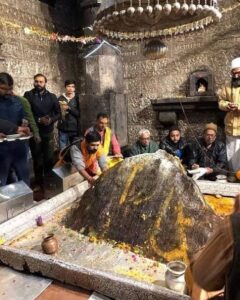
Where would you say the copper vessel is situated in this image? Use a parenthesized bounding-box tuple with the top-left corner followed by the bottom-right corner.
(41, 234, 58, 254)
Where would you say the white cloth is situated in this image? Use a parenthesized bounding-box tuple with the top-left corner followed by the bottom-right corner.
(188, 168, 207, 180)
(231, 57, 240, 70)
(226, 135, 240, 172)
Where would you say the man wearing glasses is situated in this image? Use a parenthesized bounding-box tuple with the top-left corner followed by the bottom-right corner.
(24, 74, 60, 193)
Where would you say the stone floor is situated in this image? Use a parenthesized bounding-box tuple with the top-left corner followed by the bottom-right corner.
(0, 265, 109, 300)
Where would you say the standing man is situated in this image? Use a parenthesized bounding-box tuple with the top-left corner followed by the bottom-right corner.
(58, 80, 81, 149)
(0, 73, 30, 186)
(85, 113, 122, 157)
(128, 129, 159, 157)
(218, 57, 240, 173)
(24, 74, 60, 191)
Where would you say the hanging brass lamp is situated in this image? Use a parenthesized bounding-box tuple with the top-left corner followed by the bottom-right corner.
(143, 39, 167, 59)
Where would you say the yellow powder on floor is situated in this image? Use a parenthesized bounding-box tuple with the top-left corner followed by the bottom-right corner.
(204, 195, 234, 216)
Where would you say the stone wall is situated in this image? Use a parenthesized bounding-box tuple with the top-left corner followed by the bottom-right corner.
(1, 0, 240, 145)
(0, 0, 78, 96)
(122, 0, 240, 143)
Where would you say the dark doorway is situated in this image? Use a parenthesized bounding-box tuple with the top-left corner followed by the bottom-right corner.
(38, 0, 56, 6)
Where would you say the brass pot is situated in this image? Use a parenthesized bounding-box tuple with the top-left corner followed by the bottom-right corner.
(41, 234, 58, 254)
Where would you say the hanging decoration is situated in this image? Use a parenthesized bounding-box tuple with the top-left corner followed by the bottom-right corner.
(143, 39, 168, 59)
(0, 17, 98, 45)
(93, 0, 238, 41)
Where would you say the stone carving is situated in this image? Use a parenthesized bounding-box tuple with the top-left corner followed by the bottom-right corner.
(70, 150, 217, 263)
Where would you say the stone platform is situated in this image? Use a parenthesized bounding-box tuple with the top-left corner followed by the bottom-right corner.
(0, 181, 189, 300)
(0, 177, 237, 300)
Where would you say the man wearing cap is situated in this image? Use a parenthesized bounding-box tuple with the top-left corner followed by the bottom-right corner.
(70, 131, 108, 185)
(186, 123, 227, 181)
(218, 57, 240, 173)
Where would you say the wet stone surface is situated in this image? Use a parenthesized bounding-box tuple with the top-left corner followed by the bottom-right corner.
(69, 150, 218, 263)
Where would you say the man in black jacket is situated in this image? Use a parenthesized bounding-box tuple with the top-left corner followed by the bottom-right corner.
(24, 73, 60, 190)
(186, 123, 227, 181)
(159, 126, 187, 160)
(57, 80, 80, 149)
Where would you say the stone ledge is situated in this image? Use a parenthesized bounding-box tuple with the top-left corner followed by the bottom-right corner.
(0, 246, 189, 300)
(0, 180, 89, 242)
(197, 180, 240, 197)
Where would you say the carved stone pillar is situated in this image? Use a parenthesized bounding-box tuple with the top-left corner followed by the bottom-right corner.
(79, 41, 128, 146)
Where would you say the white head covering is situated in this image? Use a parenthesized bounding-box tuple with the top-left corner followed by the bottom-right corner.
(231, 57, 240, 70)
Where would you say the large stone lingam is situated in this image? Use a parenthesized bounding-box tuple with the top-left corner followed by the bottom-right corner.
(70, 150, 216, 263)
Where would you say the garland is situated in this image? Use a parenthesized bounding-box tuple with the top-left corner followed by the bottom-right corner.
(0, 17, 97, 44)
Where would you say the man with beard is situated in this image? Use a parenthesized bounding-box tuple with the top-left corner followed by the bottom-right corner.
(159, 126, 187, 159)
(70, 131, 107, 185)
(186, 123, 227, 181)
(24, 74, 60, 192)
(85, 113, 122, 157)
(0, 73, 30, 186)
(219, 57, 240, 175)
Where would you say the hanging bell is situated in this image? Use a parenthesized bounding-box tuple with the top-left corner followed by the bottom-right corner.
(112, 11, 119, 20)
(196, 3, 203, 14)
(127, 6, 136, 16)
(143, 39, 168, 59)
(120, 9, 126, 17)
(145, 5, 153, 15)
(203, 3, 210, 13)
(163, 3, 172, 15)
(136, 5, 144, 15)
(172, 1, 181, 14)
(107, 13, 112, 21)
(181, 2, 189, 15)
(189, 3, 197, 15)
(154, 3, 163, 14)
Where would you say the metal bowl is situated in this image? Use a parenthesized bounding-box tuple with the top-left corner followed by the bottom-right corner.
(165, 260, 186, 293)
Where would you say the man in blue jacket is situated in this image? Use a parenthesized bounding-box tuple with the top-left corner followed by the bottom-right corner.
(0, 73, 30, 186)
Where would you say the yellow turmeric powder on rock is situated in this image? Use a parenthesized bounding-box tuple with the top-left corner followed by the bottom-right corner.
(204, 195, 234, 216)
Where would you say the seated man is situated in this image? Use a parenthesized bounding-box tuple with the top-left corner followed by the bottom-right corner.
(186, 123, 227, 181)
(159, 126, 187, 159)
(186, 194, 240, 300)
(70, 131, 107, 185)
(128, 129, 159, 157)
(85, 112, 122, 157)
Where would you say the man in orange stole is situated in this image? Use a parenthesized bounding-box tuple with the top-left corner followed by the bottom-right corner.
(70, 131, 107, 185)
